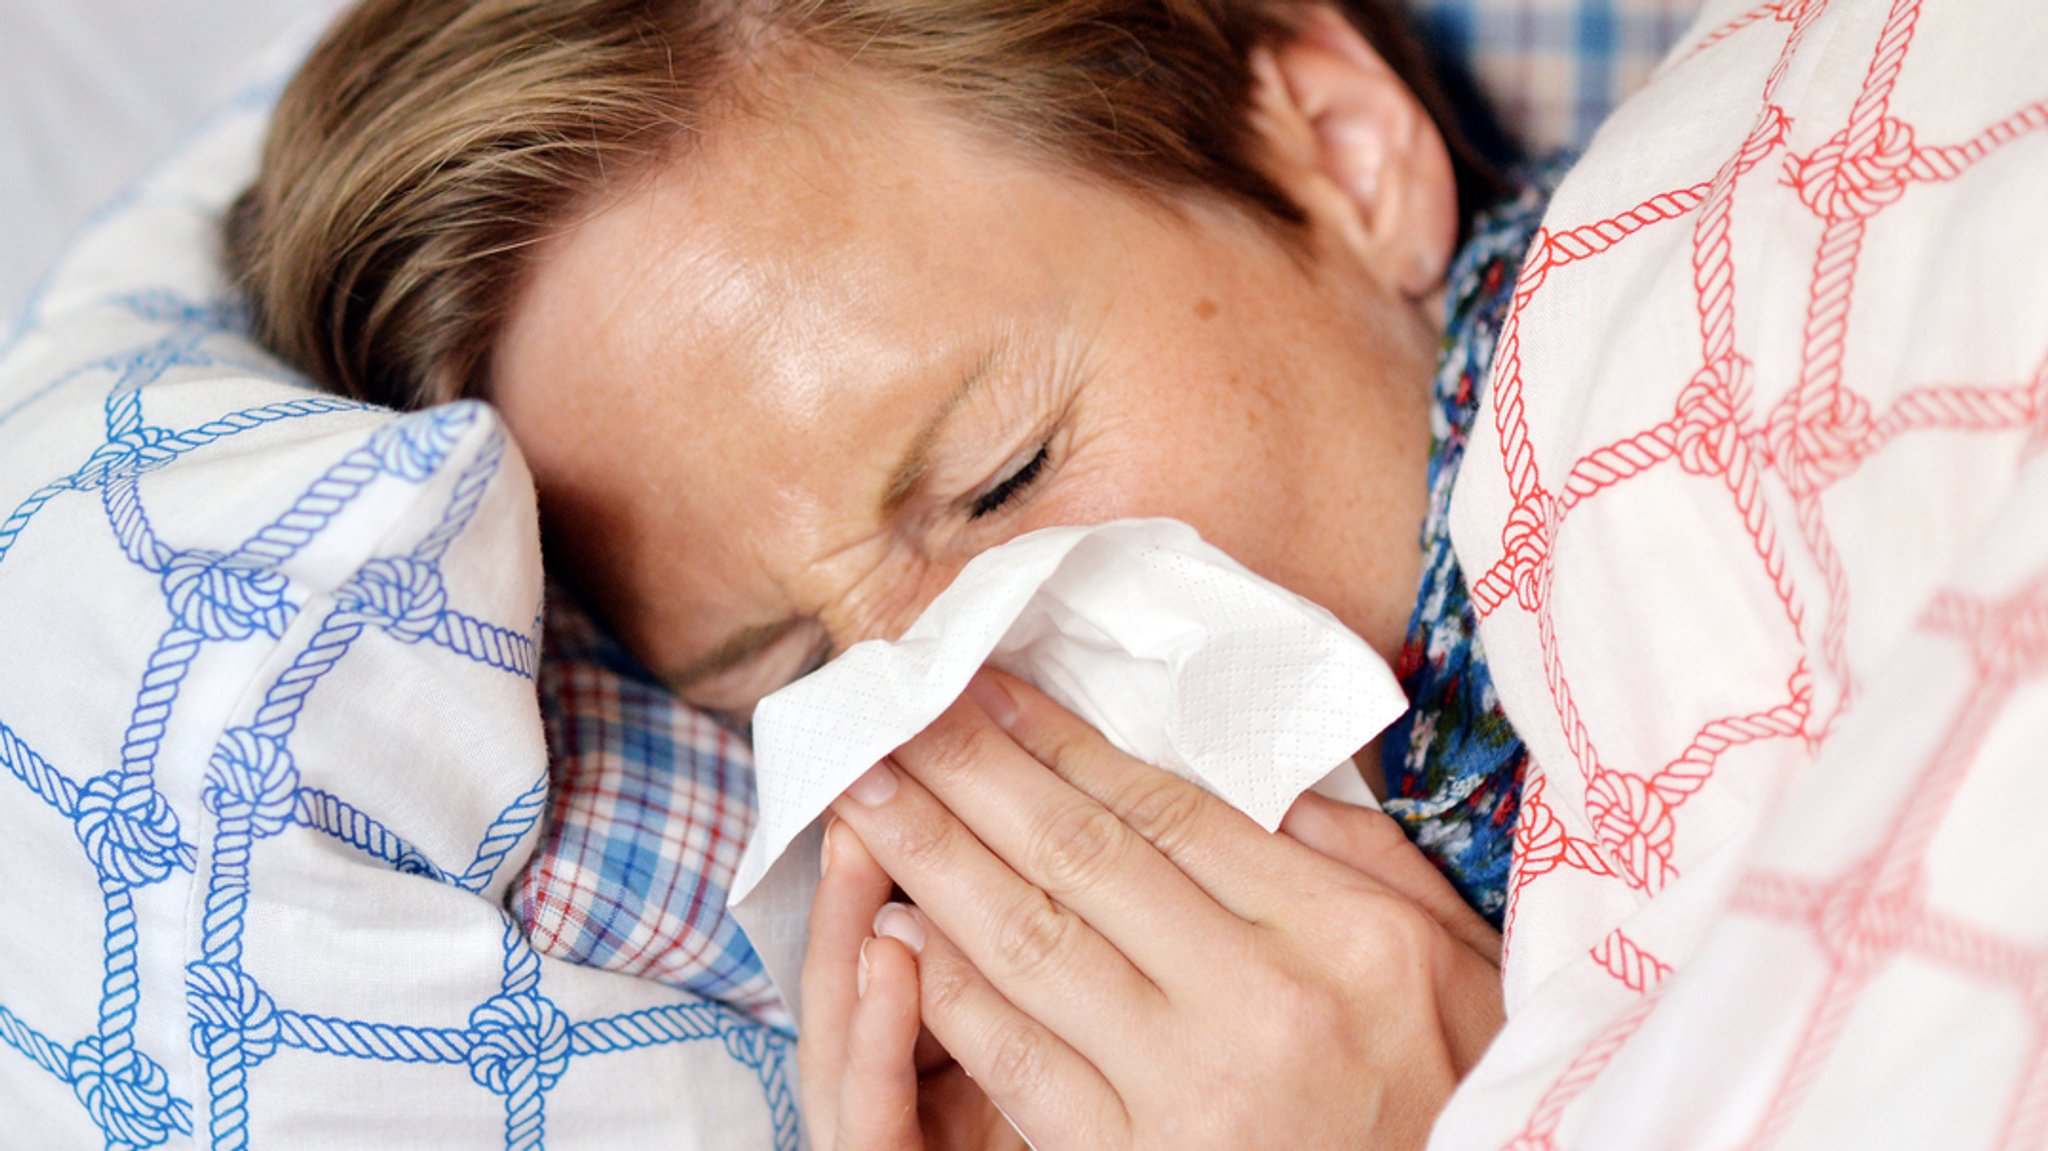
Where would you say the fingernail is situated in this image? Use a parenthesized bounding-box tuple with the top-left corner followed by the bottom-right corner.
(872, 902, 925, 954)
(964, 671, 1018, 728)
(846, 762, 898, 807)
(857, 938, 871, 999)
(819, 818, 837, 877)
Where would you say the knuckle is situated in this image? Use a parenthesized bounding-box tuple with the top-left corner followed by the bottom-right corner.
(1260, 961, 1342, 1038)
(1373, 890, 1439, 951)
(885, 805, 960, 872)
(991, 893, 1080, 982)
(920, 953, 975, 1018)
(979, 1019, 1051, 1101)
(1116, 775, 1208, 857)
(1386, 895, 1445, 963)
(1033, 719, 1099, 772)
(1350, 808, 1436, 881)
(1029, 801, 1129, 895)
(1332, 891, 1439, 978)
(904, 713, 1011, 787)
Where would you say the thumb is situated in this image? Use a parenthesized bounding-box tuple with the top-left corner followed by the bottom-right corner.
(1280, 791, 1501, 965)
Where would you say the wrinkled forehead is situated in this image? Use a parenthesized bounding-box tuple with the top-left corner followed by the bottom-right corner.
(493, 61, 1116, 445)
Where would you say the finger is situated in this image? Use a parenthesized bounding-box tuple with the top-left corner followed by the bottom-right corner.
(912, 1025, 950, 1078)
(1438, 939, 1508, 1075)
(887, 680, 1245, 979)
(1280, 791, 1501, 963)
(801, 819, 897, 1143)
(919, 1067, 1035, 1151)
(827, 760, 1161, 1064)
(832, 934, 926, 1151)
(972, 669, 1330, 921)
(890, 904, 1129, 1149)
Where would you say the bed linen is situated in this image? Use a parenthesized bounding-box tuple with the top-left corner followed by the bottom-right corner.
(1438, 0, 2048, 1144)
(0, 78, 794, 1151)
(0, 0, 343, 327)
(1409, 0, 1704, 153)
(0, 1, 1738, 1148)
(517, 586, 789, 1031)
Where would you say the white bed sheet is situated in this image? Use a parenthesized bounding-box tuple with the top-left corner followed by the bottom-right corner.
(0, 0, 341, 326)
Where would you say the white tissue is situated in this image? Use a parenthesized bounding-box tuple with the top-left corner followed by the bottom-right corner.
(728, 518, 1408, 1017)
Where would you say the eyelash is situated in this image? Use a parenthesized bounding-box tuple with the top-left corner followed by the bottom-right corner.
(969, 444, 1050, 520)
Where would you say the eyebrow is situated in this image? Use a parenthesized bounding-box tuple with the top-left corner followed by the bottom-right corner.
(879, 335, 1009, 516)
(666, 617, 803, 690)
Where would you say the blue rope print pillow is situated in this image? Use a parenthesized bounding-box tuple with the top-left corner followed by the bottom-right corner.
(0, 88, 797, 1150)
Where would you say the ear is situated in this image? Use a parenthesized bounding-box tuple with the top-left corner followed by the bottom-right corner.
(1246, 6, 1459, 302)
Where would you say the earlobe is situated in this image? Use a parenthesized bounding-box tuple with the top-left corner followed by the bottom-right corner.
(1248, 6, 1459, 303)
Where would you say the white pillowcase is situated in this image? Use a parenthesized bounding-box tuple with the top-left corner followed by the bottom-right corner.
(0, 81, 795, 1151)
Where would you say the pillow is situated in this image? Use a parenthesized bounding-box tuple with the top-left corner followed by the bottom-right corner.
(0, 83, 795, 1151)
(517, 585, 787, 1031)
(1439, 0, 2048, 1144)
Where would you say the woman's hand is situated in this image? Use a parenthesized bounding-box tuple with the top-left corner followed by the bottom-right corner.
(797, 670, 1504, 1151)
(799, 807, 1027, 1151)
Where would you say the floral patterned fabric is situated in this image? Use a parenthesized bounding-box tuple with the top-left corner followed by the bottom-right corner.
(1379, 165, 1563, 922)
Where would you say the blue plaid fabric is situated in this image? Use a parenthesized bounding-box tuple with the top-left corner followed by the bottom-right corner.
(1408, 0, 1702, 152)
(515, 587, 789, 1032)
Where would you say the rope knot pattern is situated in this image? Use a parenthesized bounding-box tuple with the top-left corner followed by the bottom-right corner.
(1766, 387, 1873, 493)
(368, 406, 477, 481)
(718, 1016, 779, 1066)
(1513, 783, 1566, 875)
(1785, 116, 1919, 221)
(337, 557, 447, 643)
(465, 993, 571, 1097)
(202, 729, 300, 836)
(75, 427, 173, 490)
(185, 962, 281, 1064)
(74, 772, 182, 886)
(1585, 771, 1677, 893)
(69, 1037, 179, 1148)
(1674, 359, 1753, 476)
(1502, 497, 1554, 611)
(1816, 867, 1919, 971)
(162, 551, 291, 641)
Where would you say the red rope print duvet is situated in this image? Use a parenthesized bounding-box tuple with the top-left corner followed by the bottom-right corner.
(1436, 0, 2048, 1145)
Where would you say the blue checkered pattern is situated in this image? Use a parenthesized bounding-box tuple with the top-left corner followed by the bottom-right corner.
(1409, 0, 1703, 152)
(516, 588, 789, 1032)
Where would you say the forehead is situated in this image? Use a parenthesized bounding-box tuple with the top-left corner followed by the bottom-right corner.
(487, 64, 1153, 658)
(500, 65, 1089, 423)
(489, 51, 1262, 510)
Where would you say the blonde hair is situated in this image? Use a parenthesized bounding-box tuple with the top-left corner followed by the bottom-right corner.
(227, 0, 1487, 409)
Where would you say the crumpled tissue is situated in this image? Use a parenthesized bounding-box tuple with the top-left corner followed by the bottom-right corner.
(729, 517, 1408, 1018)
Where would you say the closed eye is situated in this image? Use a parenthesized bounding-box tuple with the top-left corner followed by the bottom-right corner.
(969, 444, 1049, 520)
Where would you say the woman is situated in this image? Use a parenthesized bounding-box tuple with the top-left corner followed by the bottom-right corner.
(229, 0, 1534, 1144)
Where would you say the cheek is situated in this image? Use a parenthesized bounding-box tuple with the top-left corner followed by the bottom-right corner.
(1046, 379, 1297, 537)
(982, 452, 1245, 620)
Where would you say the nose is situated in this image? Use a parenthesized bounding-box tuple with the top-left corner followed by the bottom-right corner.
(797, 541, 967, 657)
